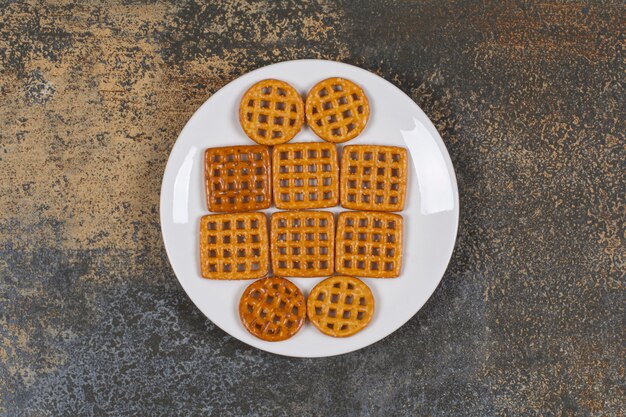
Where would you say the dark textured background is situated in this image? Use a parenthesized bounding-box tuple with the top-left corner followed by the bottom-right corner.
(1, 1, 624, 415)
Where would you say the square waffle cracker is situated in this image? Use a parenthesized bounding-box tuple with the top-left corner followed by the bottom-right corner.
(336, 211, 403, 278)
(340, 145, 408, 212)
(272, 142, 339, 209)
(200, 212, 268, 279)
(205, 146, 271, 212)
(270, 210, 334, 277)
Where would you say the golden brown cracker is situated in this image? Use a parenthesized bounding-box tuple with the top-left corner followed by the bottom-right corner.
(307, 276, 374, 337)
(305, 77, 369, 143)
(335, 211, 403, 278)
(272, 142, 339, 209)
(200, 212, 268, 279)
(340, 145, 407, 212)
(270, 210, 334, 277)
(239, 79, 304, 145)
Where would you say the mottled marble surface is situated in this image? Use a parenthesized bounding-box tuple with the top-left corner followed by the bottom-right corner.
(1, 1, 624, 415)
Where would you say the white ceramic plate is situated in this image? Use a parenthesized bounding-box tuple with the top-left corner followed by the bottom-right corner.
(160, 60, 459, 357)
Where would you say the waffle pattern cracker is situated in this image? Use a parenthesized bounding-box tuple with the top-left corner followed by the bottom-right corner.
(270, 211, 334, 277)
(204, 146, 271, 212)
(239, 277, 306, 341)
(272, 142, 339, 209)
(340, 145, 408, 212)
(336, 211, 403, 278)
(305, 77, 370, 143)
(307, 276, 374, 337)
(200, 212, 268, 279)
(239, 79, 304, 145)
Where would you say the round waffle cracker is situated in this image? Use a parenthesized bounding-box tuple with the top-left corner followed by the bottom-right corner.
(305, 77, 370, 143)
(307, 276, 375, 337)
(239, 79, 304, 145)
(239, 277, 306, 341)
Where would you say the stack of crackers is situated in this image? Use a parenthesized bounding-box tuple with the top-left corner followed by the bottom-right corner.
(200, 77, 408, 341)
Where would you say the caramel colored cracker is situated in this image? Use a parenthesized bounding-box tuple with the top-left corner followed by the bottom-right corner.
(239, 277, 305, 341)
(205, 146, 271, 212)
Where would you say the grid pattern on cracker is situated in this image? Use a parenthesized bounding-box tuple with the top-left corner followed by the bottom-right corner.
(240, 79, 304, 145)
(272, 142, 339, 209)
(340, 145, 408, 212)
(336, 211, 403, 278)
(307, 276, 374, 337)
(270, 211, 334, 277)
(200, 212, 268, 279)
(305, 78, 369, 143)
(239, 277, 305, 341)
(205, 146, 271, 212)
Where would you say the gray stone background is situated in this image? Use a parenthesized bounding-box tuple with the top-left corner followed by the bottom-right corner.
(1, 1, 624, 415)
